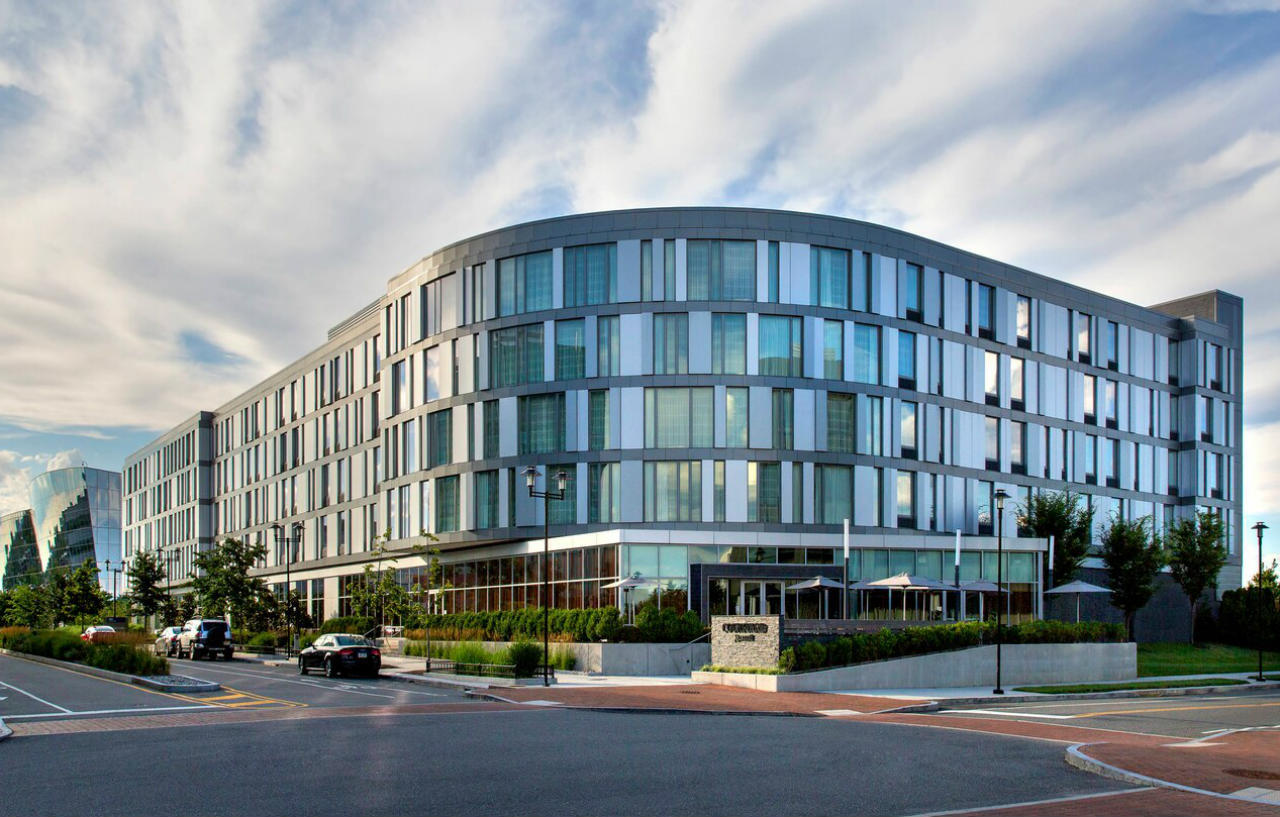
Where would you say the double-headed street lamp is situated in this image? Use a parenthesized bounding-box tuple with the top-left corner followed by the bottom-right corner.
(103, 558, 124, 619)
(993, 488, 1009, 695)
(1253, 521, 1269, 683)
(271, 521, 305, 659)
(525, 465, 567, 688)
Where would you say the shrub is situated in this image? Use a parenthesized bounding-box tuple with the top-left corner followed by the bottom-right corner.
(319, 616, 376, 635)
(410, 608, 626, 643)
(508, 641, 541, 677)
(247, 632, 278, 647)
(780, 620, 1123, 673)
(634, 607, 705, 642)
(85, 644, 169, 676)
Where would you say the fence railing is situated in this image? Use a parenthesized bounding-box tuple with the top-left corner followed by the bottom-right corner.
(423, 658, 555, 681)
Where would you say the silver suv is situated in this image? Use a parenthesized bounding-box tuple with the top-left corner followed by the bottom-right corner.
(176, 618, 234, 660)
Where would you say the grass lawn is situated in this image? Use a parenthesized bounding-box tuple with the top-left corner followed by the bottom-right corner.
(1137, 642, 1280, 677)
(1014, 678, 1249, 695)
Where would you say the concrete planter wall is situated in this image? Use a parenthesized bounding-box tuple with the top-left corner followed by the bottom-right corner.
(692, 642, 1136, 692)
(397, 639, 710, 676)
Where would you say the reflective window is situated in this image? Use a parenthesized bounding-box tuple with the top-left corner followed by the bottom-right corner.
(823, 321, 844, 379)
(653, 314, 688, 375)
(518, 394, 565, 454)
(748, 462, 781, 523)
(588, 390, 610, 451)
(563, 243, 616, 307)
(985, 352, 999, 403)
(815, 465, 851, 525)
(896, 472, 915, 528)
(712, 313, 747, 375)
(759, 316, 802, 377)
(644, 461, 702, 522)
(1016, 295, 1032, 348)
(435, 475, 459, 533)
(900, 401, 917, 458)
(767, 242, 780, 303)
(428, 409, 451, 468)
(811, 246, 851, 309)
(853, 324, 880, 384)
(555, 319, 585, 380)
(475, 471, 499, 529)
(548, 465, 577, 525)
(902, 263, 922, 319)
(588, 463, 620, 523)
(827, 392, 855, 454)
(977, 284, 995, 338)
(490, 324, 544, 388)
(597, 316, 620, 377)
(899, 331, 916, 387)
(645, 387, 714, 448)
(985, 416, 999, 468)
(772, 389, 794, 450)
(686, 240, 756, 301)
(725, 387, 749, 448)
(497, 251, 552, 316)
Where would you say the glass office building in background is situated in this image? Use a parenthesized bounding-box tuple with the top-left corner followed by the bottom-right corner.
(0, 466, 122, 591)
(122, 208, 1243, 641)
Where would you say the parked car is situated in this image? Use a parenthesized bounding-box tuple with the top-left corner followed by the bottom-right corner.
(176, 618, 234, 660)
(80, 625, 115, 643)
(298, 634, 381, 678)
(154, 626, 184, 656)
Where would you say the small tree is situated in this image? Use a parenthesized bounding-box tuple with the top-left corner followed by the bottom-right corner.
(63, 562, 108, 628)
(193, 538, 269, 626)
(176, 594, 198, 622)
(1251, 559, 1279, 589)
(7, 584, 48, 628)
(1165, 510, 1228, 644)
(1101, 515, 1164, 641)
(129, 551, 168, 627)
(1018, 490, 1095, 585)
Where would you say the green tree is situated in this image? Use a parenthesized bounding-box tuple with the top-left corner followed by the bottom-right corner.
(7, 584, 48, 628)
(193, 538, 269, 626)
(157, 593, 181, 627)
(0, 589, 9, 626)
(1165, 510, 1228, 644)
(44, 568, 71, 626)
(62, 562, 109, 628)
(1101, 515, 1164, 641)
(128, 551, 168, 626)
(1017, 490, 1095, 585)
(176, 594, 198, 622)
(1251, 559, 1278, 589)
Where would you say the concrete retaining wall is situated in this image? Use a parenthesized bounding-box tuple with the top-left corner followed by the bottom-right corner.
(692, 642, 1136, 692)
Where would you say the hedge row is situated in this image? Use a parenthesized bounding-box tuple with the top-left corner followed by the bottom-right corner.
(402, 608, 623, 643)
(0, 627, 170, 676)
(780, 620, 1126, 672)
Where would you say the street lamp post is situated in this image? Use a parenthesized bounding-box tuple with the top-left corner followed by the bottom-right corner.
(271, 522, 305, 659)
(525, 465, 567, 687)
(993, 488, 1009, 695)
(104, 559, 120, 618)
(1253, 521, 1268, 683)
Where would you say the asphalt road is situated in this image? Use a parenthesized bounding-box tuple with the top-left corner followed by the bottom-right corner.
(0, 708, 1128, 816)
(0, 652, 465, 722)
(935, 688, 1280, 738)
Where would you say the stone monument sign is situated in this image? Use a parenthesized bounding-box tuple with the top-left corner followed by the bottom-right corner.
(710, 615, 782, 669)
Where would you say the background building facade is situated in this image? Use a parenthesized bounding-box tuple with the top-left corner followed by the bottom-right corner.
(123, 208, 1243, 636)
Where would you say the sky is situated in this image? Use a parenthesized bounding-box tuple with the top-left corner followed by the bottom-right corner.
(1, 0, 1278, 570)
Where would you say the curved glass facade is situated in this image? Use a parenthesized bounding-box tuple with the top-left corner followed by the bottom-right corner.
(1, 509, 41, 589)
(26, 467, 121, 588)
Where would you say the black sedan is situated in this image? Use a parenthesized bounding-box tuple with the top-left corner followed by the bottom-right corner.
(298, 634, 381, 678)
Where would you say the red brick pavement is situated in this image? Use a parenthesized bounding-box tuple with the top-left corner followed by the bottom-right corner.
(489, 683, 918, 714)
(1085, 730, 1280, 795)
(942, 788, 1280, 816)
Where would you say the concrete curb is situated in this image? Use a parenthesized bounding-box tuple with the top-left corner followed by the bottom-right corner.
(383, 671, 490, 691)
(0, 648, 220, 693)
(924, 680, 1280, 708)
(1065, 743, 1261, 803)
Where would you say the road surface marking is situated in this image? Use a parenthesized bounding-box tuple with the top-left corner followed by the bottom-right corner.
(941, 709, 1075, 719)
(901, 786, 1151, 816)
(815, 709, 861, 717)
(1075, 701, 1280, 718)
(171, 685, 304, 710)
(2, 705, 213, 720)
(0, 679, 72, 713)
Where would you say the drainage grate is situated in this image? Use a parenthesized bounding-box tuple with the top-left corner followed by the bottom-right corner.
(679, 690, 701, 695)
(1225, 769, 1280, 781)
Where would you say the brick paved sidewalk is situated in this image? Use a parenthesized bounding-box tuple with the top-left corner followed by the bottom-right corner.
(484, 683, 923, 714)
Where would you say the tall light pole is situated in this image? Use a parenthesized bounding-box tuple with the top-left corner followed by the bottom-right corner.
(1253, 521, 1268, 683)
(271, 521, 305, 658)
(525, 465, 567, 687)
(993, 488, 1009, 695)
(104, 558, 120, 618)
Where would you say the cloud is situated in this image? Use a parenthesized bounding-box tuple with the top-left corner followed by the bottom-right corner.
(1, 0, 1279, 525)
(0, 450, 38, 517)
(45, 448, 84, 472)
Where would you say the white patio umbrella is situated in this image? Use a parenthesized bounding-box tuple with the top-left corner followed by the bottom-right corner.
(785, 576, 846, 619)
(864, 573, 954, 620)
(1045, 579, 1111, 623)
